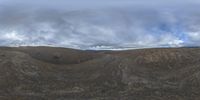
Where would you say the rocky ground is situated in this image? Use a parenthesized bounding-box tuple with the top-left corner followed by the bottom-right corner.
(0, 46, 200, 100)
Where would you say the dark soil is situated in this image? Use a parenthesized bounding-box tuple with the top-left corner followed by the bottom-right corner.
(0, 46, 200, 100)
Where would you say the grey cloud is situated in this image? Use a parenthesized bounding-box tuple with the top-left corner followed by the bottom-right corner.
(0, 1, 200, 49)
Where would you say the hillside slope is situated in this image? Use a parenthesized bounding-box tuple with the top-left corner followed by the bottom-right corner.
(0, 47, 200, 100)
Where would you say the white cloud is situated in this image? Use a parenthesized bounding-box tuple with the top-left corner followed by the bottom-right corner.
(2, 31, 26, 41)
(187, 32, 200, 41)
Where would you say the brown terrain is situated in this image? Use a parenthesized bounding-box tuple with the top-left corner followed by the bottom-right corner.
(0, 46, 200, 100)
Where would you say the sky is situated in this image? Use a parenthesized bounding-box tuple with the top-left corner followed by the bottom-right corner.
(0, 0, 200, 50)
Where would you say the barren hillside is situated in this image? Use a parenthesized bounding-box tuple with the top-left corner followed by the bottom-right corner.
(0, 46, 200, 100)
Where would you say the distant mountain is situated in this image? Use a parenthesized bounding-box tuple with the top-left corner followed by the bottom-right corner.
(0, 46, 200, 100)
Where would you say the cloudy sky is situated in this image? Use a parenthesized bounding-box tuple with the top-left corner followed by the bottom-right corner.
(0, 0, 200, 50)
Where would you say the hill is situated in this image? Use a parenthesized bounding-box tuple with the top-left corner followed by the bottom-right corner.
(0, 46, 200, 100)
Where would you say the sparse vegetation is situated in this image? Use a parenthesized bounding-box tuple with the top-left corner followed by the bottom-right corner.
(0, 46, 199, 100)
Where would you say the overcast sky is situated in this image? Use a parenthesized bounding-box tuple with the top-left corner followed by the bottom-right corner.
(0, 0, 200, 50)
